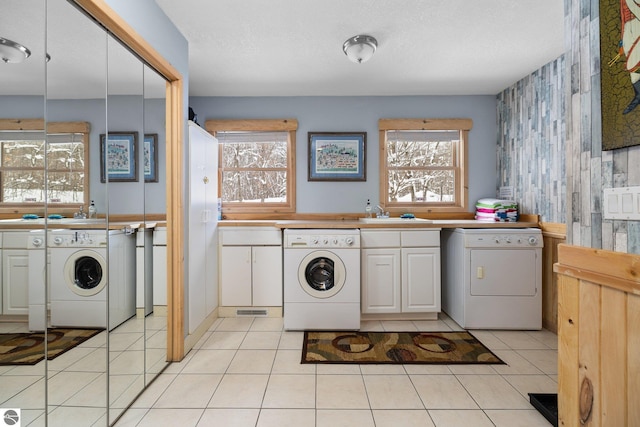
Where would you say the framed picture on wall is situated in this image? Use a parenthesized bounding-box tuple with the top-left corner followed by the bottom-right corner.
(308, 132, 366, 181)
(144, 134, 158, 182)
(599, 0, 640, 150)
(100, 132, 138, 182)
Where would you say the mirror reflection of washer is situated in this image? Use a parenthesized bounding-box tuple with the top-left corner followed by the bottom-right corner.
(49, 229, 136, 330)
(284, 229, 360, 330)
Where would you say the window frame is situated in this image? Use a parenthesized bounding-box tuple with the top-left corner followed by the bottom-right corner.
(0, 119, 90, 213)
(378, 118, 472, 214)
(205, 118, 297, 215)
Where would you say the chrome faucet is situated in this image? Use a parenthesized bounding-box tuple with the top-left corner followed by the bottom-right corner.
(73, 205, 86, 219)
(375, 205, 388, 218)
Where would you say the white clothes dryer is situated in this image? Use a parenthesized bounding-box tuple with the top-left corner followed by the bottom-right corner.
(283, 229, 360, 331)
(49, 229, 135, 330)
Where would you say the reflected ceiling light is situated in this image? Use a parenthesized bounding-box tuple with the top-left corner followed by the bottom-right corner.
(0, 37, 31, 63)
(342, 35, 377, 64)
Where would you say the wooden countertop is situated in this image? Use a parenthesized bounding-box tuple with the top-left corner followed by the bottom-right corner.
(219, 219, 540, 229)
(0, 219, 157, 230)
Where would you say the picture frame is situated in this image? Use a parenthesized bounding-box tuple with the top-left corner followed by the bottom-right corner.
(144, 134, 158, 182)
(599, 0, 640, 150)
(308, 132, 366, 181)
(100, 132, 138, 182)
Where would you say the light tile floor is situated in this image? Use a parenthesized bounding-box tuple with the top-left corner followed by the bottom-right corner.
(114, 314, 557, 426)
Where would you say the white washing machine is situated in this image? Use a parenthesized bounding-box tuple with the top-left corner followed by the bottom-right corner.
(441, 228, 543, 330)
(49, 229, 136, 330)
(283, 229, 360, 331)
(28, 230, 49, 331)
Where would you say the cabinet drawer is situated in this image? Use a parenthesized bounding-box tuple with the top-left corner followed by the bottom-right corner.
(3, 232, 28, 248)
(400, 230, 440, 247)
(360, 230, 400, 248)
(221, 227, 282, 245)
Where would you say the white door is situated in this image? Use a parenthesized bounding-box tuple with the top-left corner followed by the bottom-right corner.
(188, 121, 218, 332)
(220, 246, 252, 306)
(252, 246, 282, 306)
(469, 249, 537, 296)
(361, 248, 401, 313)
(3, 249, 29, 315)
(402, 248, 440, 312)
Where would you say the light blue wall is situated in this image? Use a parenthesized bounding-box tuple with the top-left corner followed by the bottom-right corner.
(190, 95, 498, 214)
(0, 95, 166, 214)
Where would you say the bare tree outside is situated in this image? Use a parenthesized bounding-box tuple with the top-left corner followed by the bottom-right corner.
(220, 132, 288, 203)
(386, 130, 458, 204)
(0, 133, 85, 204)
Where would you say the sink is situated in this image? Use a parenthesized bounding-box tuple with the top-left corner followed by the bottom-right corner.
(358, 217, 432, 224)
(49, 218, 106, 223)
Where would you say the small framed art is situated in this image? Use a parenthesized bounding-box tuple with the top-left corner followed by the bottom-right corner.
(308, 132, 366, 181)
(100, 132, 138, 182)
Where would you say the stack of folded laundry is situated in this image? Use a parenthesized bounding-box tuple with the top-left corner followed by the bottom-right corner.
(475, 198, 519, 222)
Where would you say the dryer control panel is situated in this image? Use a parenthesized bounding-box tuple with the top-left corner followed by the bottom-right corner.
(50, 231, 108, 247)
(460, 228, 543, 248)
(284, 231, 360, 249)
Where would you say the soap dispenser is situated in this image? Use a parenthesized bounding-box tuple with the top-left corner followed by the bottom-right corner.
(365, 199, 372, 218)
(88, 200, 96, 218)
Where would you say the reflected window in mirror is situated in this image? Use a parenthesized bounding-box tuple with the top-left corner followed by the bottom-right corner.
(0, 119, 89, 209)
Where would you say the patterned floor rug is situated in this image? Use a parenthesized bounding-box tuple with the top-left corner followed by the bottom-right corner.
(302, 331, 505, 364)
(0, 328, 103, 366)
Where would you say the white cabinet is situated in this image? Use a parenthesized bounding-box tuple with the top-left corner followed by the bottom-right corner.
(2, 232, 29, 316)
(402, 247, 440, 312)
(361, 229, 441, 316)
(187, 121, 219, 333)
(220, 227, 282, 309)
(361, 248, 401, 313)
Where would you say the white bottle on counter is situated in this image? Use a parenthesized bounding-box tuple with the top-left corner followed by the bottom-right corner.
(88, 200, 97, 218)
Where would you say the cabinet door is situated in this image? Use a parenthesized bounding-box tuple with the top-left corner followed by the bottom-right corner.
(220, 246, 252, 306)
(361, 248, 401, 313)
(401, 248, 441, 312)
(3, 249, 29, 315)
(252, 246, 283, 306)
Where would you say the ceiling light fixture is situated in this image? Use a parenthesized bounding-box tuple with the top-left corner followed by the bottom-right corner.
(342, 35, 377, 64)
(0, 37, 31, 63)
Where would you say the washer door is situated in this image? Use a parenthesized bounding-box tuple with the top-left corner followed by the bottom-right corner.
(63, 249, 107, 296)
(297, 250, 346, 299)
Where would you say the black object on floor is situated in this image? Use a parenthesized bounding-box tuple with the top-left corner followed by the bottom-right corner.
(528, 393, 558, 426)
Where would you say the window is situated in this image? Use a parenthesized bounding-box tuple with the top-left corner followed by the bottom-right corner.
(0, 120, 90, 207)
(379, 118, 472, 213)
(205, 119, 297, 215)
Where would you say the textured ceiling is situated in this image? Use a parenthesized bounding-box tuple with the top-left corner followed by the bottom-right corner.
(156, 0, 565, 96)
(1, 1, 565, 98)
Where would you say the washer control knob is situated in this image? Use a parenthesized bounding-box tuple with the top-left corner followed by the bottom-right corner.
(53, 236, 64, 246)
(345, 237, 354, 246)
(322, 238, 329, 245)
(32, 237, 44, 247)
(494, 237, 501, 244)
(528, 236, 538, 245)
(505, 237, 512, 243)
(333, 238, 338, 245)
(312, 238, 319, 245)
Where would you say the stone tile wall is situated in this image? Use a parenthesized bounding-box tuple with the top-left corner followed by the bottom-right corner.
(497, 58, 566, 224)
(497, 0, 640, 254)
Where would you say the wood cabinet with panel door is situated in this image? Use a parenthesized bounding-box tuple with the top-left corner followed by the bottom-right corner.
(219, 227, 283, 313)
(361, 229, 441, 318)
(2, 231, 29, 315)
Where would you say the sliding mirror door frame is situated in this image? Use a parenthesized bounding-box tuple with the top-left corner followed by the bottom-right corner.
(72, 0, 185, 361)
